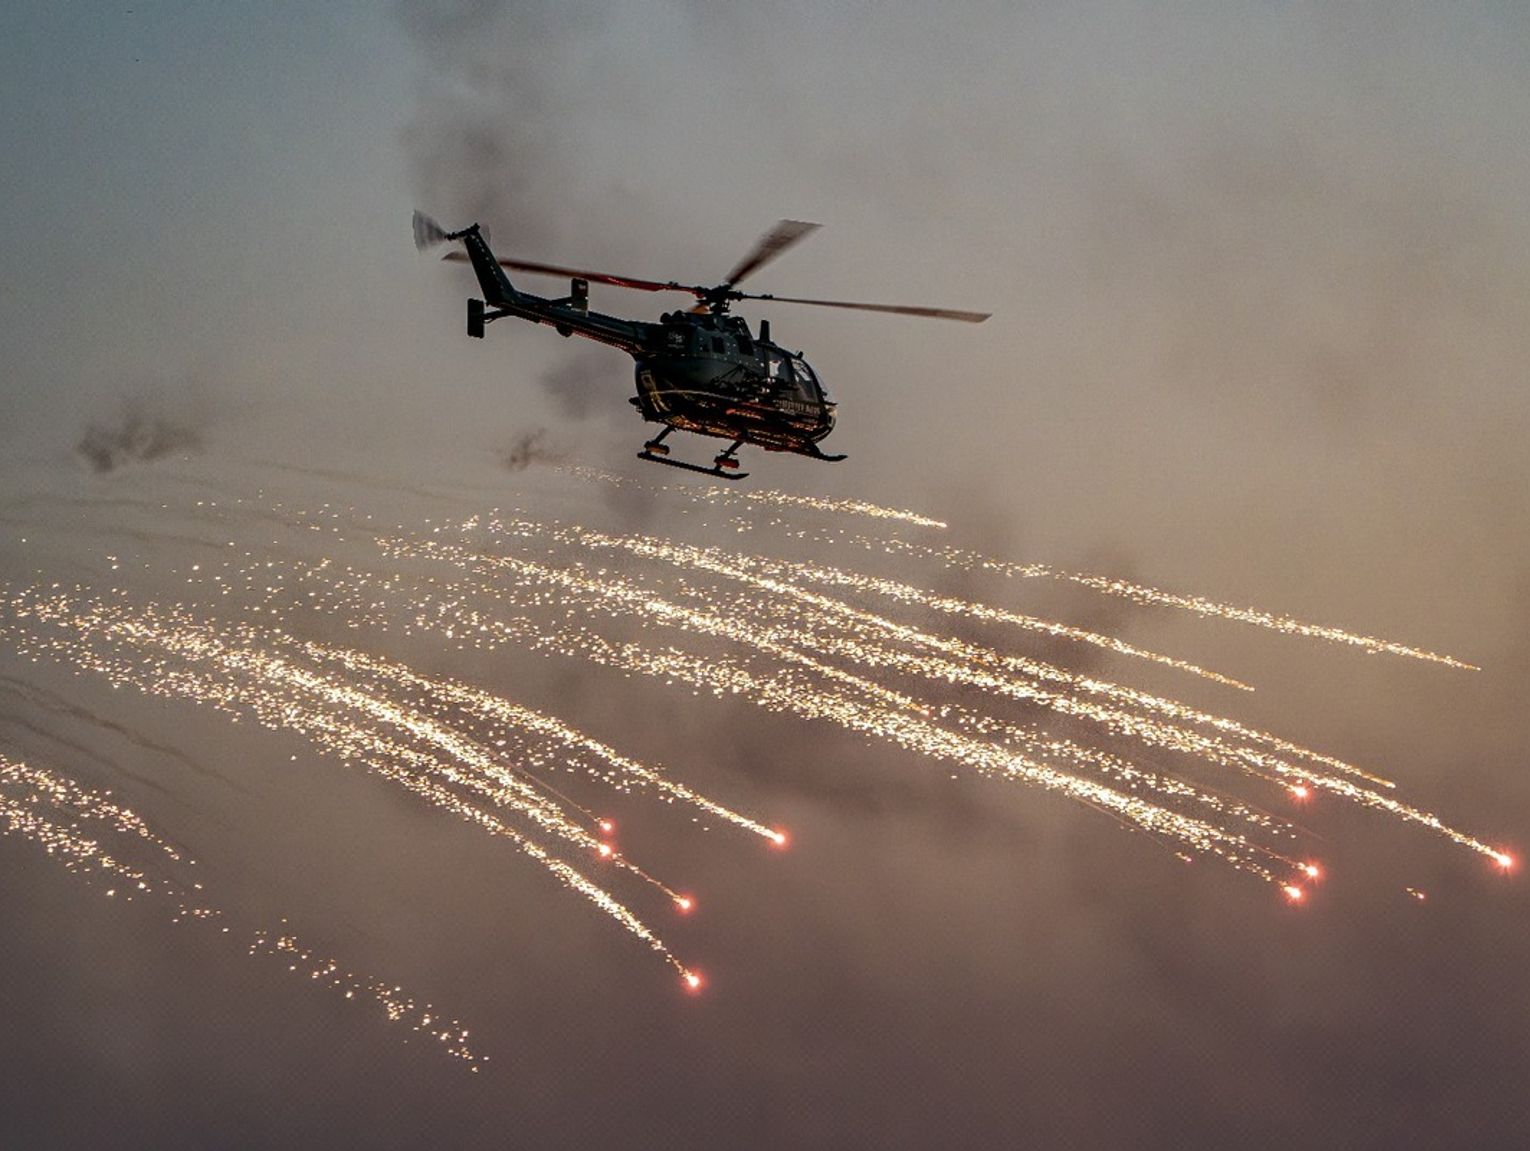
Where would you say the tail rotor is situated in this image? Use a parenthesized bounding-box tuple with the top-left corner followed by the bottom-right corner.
(412, 210, 449, 252)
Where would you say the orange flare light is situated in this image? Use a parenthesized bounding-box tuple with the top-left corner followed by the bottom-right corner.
(1282, 884, 1305, 902)
(597, 843, 613, 858)
(683, 971, 702, 992)
(1302, 863, 1322, 880)
(1493, 851, 1514, 871)
(769, 829, 789, 849)
(598, 819, 615, 835)
(1289, 784, 1310, 800)
(675, 895, 694, 913)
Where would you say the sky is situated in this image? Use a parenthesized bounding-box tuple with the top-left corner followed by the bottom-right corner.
(2, 2, 1529, 1147)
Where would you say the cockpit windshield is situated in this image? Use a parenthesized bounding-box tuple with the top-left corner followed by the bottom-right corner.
(791, 356, 829, 401)
(764, 350, 825, 403)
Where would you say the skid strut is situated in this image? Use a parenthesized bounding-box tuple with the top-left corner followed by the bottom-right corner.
(713, 439, 744, 472)
(637, 430, 749, 481)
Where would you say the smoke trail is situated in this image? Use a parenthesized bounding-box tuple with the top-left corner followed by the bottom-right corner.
(502, 428, 564, 472)
(0, 672, 253, 795)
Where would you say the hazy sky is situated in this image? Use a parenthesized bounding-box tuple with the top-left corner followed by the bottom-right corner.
(3, 3, 1529, 1147)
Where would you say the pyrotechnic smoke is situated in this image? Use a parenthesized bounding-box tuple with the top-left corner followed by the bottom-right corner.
(76, 398, 205, 474)
(539, 347, 631, 422)
(501, 427, 563, 471)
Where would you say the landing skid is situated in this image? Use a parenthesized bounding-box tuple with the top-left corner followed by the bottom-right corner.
(637, 450, 749, 481)
(804, 447, 847, 462)
(638, 428, 750, 481)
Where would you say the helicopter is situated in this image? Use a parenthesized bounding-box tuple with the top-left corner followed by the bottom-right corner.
(413, 212, 989, 480)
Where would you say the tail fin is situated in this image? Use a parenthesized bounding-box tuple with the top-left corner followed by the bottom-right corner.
(413, 210, 518, 308)
(453, 227, 518, 308)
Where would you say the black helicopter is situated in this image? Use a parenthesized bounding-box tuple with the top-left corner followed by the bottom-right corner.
(414, 212, 989, 480)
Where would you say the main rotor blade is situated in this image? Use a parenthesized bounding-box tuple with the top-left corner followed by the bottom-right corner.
(737, 292, 991, 323)
(440, 250, 705, 296)
(721, 219, 821, 288)
(438, 240, 990, 321)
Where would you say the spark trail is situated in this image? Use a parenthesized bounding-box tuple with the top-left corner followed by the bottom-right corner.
(381, 514, 1502, 870)
(501, 513, 1252, 689)
(0, 586, 777, 983)
(547, 463, 1472, 668)
(302, 643, 782, 843)
(426, 515, 1394, 793)
(825, 530, 1478, 670)
(1, 471, 1507, 1015)
(80, 491, 1502, 887)
(558, 465, 948, 527)
(0, 751, 483, 1068)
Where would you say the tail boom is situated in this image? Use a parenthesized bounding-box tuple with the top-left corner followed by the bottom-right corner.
(415, 211, 649, 355)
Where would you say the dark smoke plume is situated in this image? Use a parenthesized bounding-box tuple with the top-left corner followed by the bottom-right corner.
(539, 346, 630, 422)
(76, 400, 204, 474)
(500, 427, 563, 471)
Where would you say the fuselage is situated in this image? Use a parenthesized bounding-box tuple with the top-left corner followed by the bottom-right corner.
(632, 312, 835, 452)
(499, 290, 835, 452)
(448, 222, 839, 458)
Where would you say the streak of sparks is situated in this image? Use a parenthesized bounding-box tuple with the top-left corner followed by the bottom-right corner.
(424, 514, 1402, 796)
(559, 465, 949, 528)
(1056, 571, 1480, 671)
(301, 642, 782, 844)
(103, 490, 1506, 880)
(0, 752, 483, 1068)
(1, 477, 1509, 992)
(494, 513, 1252, 689)
(404, 514, 1506, 870)
(827, 531, 1477, 670)
(0, 587, 772, 983)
